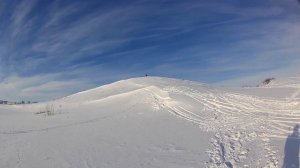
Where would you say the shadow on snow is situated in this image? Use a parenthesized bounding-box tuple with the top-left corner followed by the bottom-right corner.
(283, 124, 300, 168)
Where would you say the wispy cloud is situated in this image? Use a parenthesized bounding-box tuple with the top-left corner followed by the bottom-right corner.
(0, 74, 93, 101)
(44, 2, 81, 28)
(11, 0, 37, 37)
(0, 0, 299, 100)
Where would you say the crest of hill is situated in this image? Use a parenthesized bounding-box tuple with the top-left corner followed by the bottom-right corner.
(60, 77, 209, 103)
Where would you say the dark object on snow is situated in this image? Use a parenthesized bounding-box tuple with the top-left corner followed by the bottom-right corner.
(145, 74, 148, 77)
(283, 124, 300, 168)
(262, 78, 275, 85)
(0, 100, 8, 104)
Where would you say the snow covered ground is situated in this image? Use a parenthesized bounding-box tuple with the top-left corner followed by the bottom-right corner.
(1, 76, 300, 168)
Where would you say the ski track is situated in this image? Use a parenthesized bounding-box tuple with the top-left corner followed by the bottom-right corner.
(145, 85, 300, 167)
(291, 88, 300, 98)
(2, 78, 300, 168)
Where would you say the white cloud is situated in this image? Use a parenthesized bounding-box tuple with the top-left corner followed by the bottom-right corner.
(11, 0, 37, 37)
(44, 2, 81, 28)
(0, 74, 94, 102)
(0, 0, 300, 101)
(0, 64, 140, 101)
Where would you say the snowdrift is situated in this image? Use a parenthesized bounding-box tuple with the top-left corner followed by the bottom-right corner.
(1, 76, 300, 168)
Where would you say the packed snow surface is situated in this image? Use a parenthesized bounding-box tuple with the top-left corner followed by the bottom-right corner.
(1, 77, 300, 168)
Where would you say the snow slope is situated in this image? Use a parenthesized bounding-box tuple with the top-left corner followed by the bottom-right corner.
(1, 77, 300, 168)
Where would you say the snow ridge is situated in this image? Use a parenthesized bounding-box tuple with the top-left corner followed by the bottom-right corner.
(1, 76, 300, 168)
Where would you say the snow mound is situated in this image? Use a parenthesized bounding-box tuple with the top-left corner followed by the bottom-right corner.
(1, 76, 300, 168)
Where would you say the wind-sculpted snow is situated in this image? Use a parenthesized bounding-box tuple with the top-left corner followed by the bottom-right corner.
(153, 84, 300, 167)
(1, 77, 300, 168)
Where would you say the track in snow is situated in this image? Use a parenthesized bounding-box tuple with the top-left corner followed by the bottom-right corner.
(143, 84, 300, 167)
(2, 77, 300, 168)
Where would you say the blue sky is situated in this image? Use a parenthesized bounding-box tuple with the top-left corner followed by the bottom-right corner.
(0, 0, 300, 101)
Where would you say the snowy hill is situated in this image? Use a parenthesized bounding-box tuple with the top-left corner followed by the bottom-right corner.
(1, 77, 300, 168)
